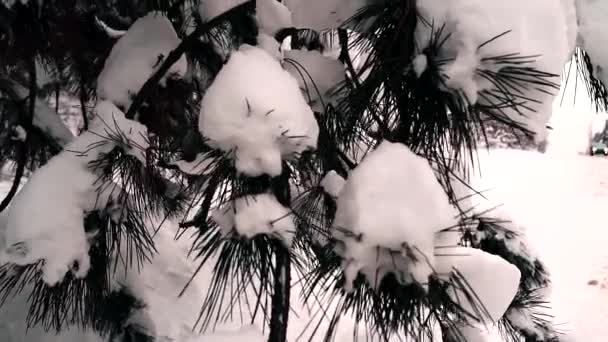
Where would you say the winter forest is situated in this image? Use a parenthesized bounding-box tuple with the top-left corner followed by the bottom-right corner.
(0, 0, 607, 341)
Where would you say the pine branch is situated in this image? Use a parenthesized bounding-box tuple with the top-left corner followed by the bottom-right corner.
(268, 248, 291, 342)
(0, 58, 36, 212)
(125, 0, 255, 119)
(80, 83, 89, 131)
(268, 168, 292, 342)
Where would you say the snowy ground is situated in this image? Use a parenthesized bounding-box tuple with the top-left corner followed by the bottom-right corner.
(476, 149, 608, 342)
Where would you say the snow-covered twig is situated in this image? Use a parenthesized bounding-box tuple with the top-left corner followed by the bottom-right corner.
(0, 60, 36, 213)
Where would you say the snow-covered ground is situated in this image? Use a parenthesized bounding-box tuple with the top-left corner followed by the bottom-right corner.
(475, 149, 608, 342)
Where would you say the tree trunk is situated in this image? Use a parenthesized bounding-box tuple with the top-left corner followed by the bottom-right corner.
(268, 246, 291, 342)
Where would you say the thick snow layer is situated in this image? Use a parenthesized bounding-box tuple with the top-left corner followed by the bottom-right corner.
(415, 0, 575, 142)
(211, 194, 296, 246)
(257, 0, 293, 36)
(97, 12, 187, 109)
(0, 101, 148, 286)
(333, 141, 458, 289)
(283, 49, 345, 111)
(199, 45, 318, 177)
(283, 0, 373, 31)
(198, 0, 248, 21)
(435, 246, 521, 323)
(577, 0, 608, 90)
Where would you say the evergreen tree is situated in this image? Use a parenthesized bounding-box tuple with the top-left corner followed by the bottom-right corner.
(0, 0, 605, 341)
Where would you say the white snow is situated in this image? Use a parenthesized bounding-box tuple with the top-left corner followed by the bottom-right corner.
(257, 0, 293, 36)
(320, 170, 345, 198)
(211, 193, 296, 246)
(576, 0, 608, 89)
(435, 246, 521, 324)
(97, 12, 188, 109)
(415, 0, 575, 142)
(332, 141, 458, 289)
(283, 49, 345, 111)
(199, 45, 319, 177)
(0, 101, 148, 286)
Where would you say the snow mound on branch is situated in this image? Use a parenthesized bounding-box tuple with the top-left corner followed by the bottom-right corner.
(577, 0, 608, 89)
(257, 0, 292, 36)
(97, 12, 187, 109)
(0, 101, 148, 286)
(199, 45, 318, 177)
(332, 141, 458, 290)
(211, 193, 296, 247)
(283, 49, 346, 111)
(435, 246, 521, 324)
(415, 0, 575, 142)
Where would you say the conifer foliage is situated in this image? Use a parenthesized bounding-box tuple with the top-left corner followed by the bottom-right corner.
(0, 0, 600, 341)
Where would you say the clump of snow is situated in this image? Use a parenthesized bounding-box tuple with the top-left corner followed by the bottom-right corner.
(415, 0, 575, 141)
(283, 49, 346, 111)
(97, 12, 188, 109)
(577, 0, 608, 89)
(199, 45, 318, 177)
(0, 101, 148, 286)
(199, 0, 249, 21)
(332, 141, 458, 290)
(211, 194, 296, 246)
(435, 246, 521, 324)
(320, 170, 346, 198)
(257, 0, 293, 36)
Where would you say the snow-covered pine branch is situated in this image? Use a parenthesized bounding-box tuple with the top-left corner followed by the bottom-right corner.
(0, 101, 148, 286)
